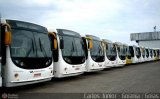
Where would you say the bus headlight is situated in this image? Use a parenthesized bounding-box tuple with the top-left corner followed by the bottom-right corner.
(15, 60, 25, 67)
(20, 62, 24, 66)
(64, 58, 71, 63)
(82, 58, 85, 62)
(46, 59, 51, 65)
(15, 60, 20, 64)
(92, 57, 96, 61)
(46, 61, 49, 65)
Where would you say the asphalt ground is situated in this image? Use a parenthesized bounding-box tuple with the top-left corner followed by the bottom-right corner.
(0, 61, 160, 99)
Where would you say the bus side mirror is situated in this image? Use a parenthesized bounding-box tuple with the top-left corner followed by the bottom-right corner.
(88, 40, 93, 49)
(4, 24, 12, 45)
(48, 32, 57, 50)
(84, 37, 93, 49)
(60, 38, 64, 49)
(5, 31, 12, 45)
(53, 39, 58, 50)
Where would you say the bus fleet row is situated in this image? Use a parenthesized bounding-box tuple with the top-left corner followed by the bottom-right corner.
(0, 19, 160, 87)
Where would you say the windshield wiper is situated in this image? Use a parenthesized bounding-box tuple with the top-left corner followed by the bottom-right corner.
(39, 38, 47, 57)
(98, 44, 103, 56)
(70, 41, 75, 56)
(25, 39, 35, 57)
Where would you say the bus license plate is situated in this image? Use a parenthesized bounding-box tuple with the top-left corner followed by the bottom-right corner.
(75, 68, 80, 70)
(34, 73, 41, 77)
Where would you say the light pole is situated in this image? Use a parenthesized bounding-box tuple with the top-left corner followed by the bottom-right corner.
(154, 26, 156, 32)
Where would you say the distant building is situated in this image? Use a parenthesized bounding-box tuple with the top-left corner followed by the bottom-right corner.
(130, 31, 160, 48)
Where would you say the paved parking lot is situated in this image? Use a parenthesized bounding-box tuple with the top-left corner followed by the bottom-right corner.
(1, 61, 160, 93)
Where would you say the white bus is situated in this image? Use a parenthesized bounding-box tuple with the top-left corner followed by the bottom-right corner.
(102, 39, 117, 68)
(1, 19, 54, 87)
(115, 42, 126, 66)
(129, 45, 139, 63)
(49, 29, 86, 78)
(82, 35, 105, 72)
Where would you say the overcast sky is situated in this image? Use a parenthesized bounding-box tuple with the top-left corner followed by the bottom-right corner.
(1, 0, 160, 45)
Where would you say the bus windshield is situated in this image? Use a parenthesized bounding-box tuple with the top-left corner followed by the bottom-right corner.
(10, 28, 52, 69)
(90, 40, 105, 62)
(153, 50, 156, 57)
(106, 43, 117, 61)
(150, 49, 153, 57)
(136, 47, 141, 58)
(125, 46, 131, 59)
(129, 46, 134, 57)
(117, 45, 126, 60)
(157, 50, 160, 57)
(60, 35, 85, 64)
(142, 48, 145, 58)
(145, 49, 149, 58)
(10, 29, 52, 58)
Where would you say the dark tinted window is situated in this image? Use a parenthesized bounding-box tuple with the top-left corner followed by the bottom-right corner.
(141, 48, 145, 58)
(153, 50, 156, 57)
(126, 46, 131, 59)
(150, 49, 153, 57)
(117, 45, 126, 60)
(129, 46, 134, 57)
(91, 40, 104, 56)
(61, 36, 85, 57)
(135, 47, 141, 58)
(59, 35, 85, 64)
(106, 43, 117, 61)
(90, 40, 105, 62)
(7, 20, 47, 33)
(145, 49, 149, 58)
(10, 29, 52, 58)
(10, 28, 52, 69)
